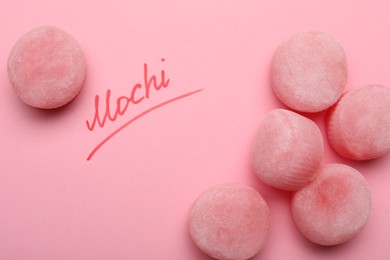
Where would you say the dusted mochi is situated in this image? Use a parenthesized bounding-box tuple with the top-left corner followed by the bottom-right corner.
(271, 31, 347, 112)
(8, 26, 87, 109)
(254, 109, 324, 191)
(189, 183, 270, 260)
(291, 164, 371, 246)
(326, 85, 390, 160)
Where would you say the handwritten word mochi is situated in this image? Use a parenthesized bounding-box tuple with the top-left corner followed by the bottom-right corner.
(292, 164, 371, 246)
(8, 26, 87, 109)
(271, 31, 347, 112)
(189, 183, 270, 260)
(327, 85, 390, 160)
(254, 109, 324, 191)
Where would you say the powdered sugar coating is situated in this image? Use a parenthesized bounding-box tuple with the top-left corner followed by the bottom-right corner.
(8, 26, 87, 109)
(291, 164, 371, 246)
(271, 31, 347, 112)
(326, 85, 390, 160)
(189, 183, 270, 260)
(254, 109, 324, 191)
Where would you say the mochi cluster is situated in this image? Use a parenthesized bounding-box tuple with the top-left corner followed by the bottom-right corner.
(189, 31, 388, 259)
(253, 31, 389, 248)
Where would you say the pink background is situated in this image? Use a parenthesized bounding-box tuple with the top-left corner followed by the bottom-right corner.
(1, 0, 390, 259)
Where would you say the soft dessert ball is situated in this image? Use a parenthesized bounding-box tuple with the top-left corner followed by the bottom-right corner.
(189, 183, 270, 260)
(271, 31, 347, 112)
(8, 26, 87, 109)
(326, 85, 390, 160)
(254, 109, 324, 191)
(291, 164, 371, 246)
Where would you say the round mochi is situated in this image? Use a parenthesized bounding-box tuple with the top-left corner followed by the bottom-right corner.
(291, 164, 371, 246)
(189, 183, 270, 260)
(271, 31, 347, 112)
(254, 109, 324, 191)
(326, 85, 390, 160)
(8, 26, 87, 109)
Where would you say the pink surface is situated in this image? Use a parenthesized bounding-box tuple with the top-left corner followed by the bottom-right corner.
(1, 0, 390, 259)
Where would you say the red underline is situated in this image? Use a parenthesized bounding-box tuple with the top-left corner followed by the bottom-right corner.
(87, 88, 204, 160)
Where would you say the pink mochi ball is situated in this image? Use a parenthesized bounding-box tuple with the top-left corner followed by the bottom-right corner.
(326, 85, 390, 160)
(291, 164, 371, 246)
(254, 109, 324, 191)
(8, 26, 87, 109)
(271, 31, 347, 112)
(189, 183, 270, 260)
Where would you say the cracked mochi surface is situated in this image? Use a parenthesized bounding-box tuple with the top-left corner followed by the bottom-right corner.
(8, 26, 87, 109)
(271, 31, 347, 112)
(189, 183, 270, 260)
(254, 109, 324, 191)
(326, 85, 390, 160)
(291, 164, 371, 246)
